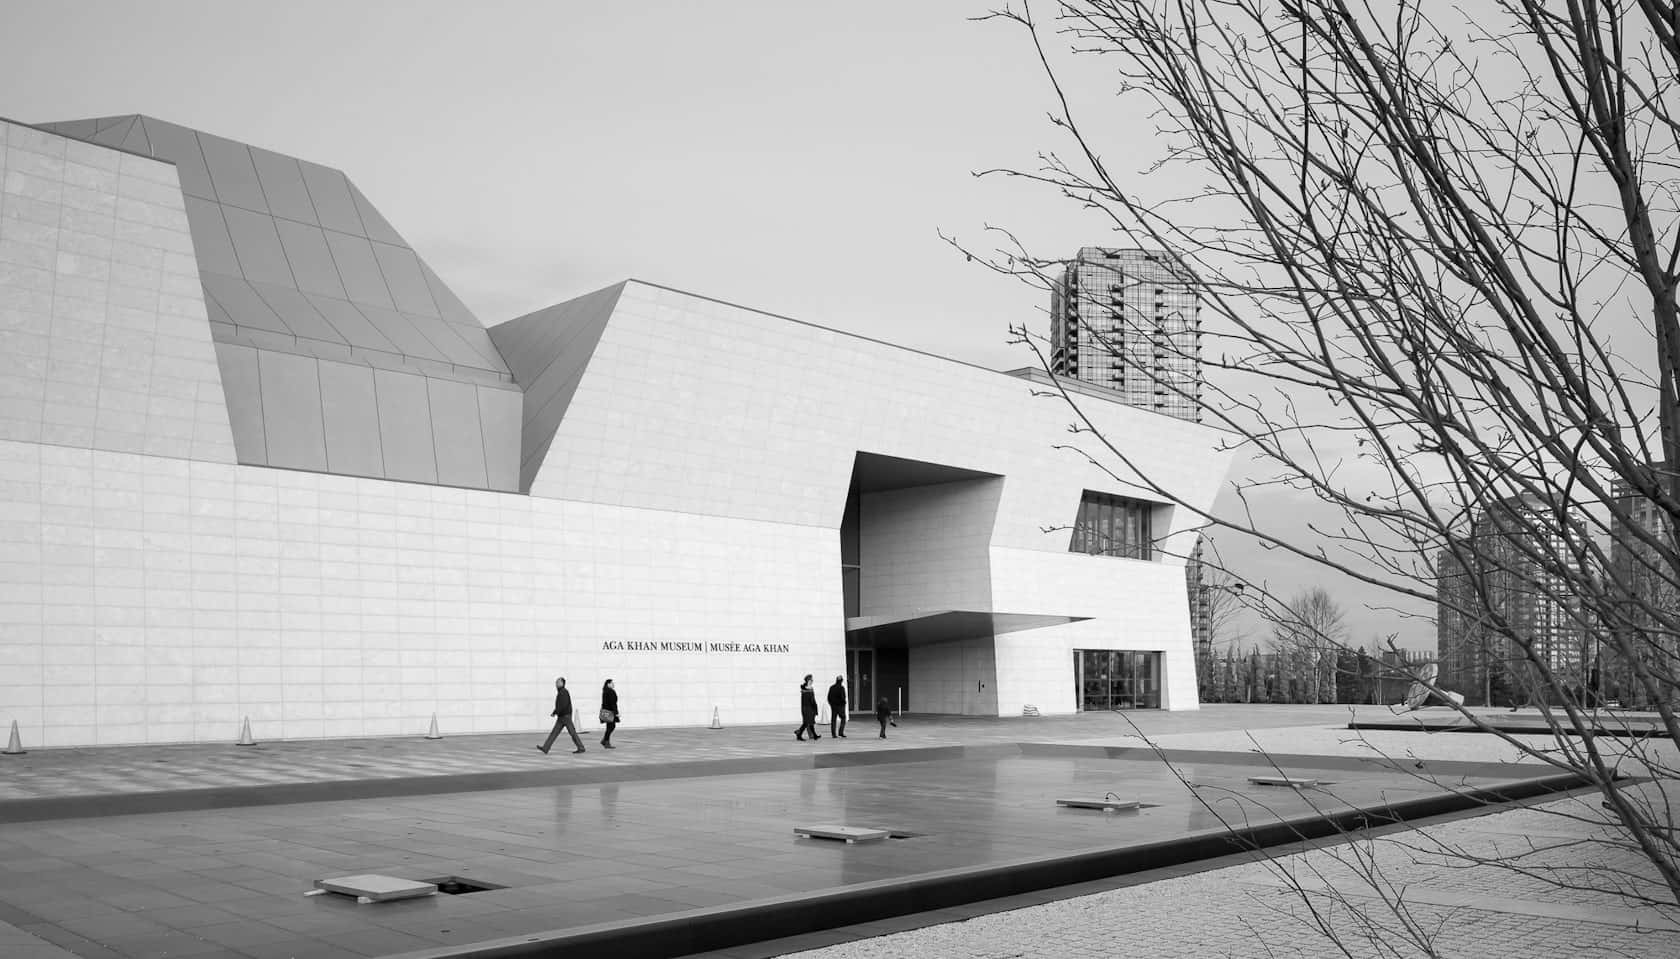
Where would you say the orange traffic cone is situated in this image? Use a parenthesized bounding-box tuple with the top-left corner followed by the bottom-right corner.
(236, 717, 257, 746)
(424, 714, 443, 740)
(709, 707, 722, 730)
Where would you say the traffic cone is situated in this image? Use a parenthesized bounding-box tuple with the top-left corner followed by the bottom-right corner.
(236, 717, 256, 746)
(709, 707, 722, 730)
(424, 714, 443, 740)
(2, 720, 25, 755)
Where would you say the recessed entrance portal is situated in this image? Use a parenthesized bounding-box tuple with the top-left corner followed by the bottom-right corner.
(839, 452, 1004, 714)
(839, 451, 1091, 716)
(1074, 649, 1162, 710)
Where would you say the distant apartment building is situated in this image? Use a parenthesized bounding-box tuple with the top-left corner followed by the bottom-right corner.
(1049, 248, 1215, 665)
(1607, 472, 1679, 707)
(1050, 248, 1203, 420)
(1435, 494, 1593, 705)
(1436, 544, 1489, 701)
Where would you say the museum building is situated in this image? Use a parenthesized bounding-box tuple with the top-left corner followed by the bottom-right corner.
(0, 115, 1231, 748)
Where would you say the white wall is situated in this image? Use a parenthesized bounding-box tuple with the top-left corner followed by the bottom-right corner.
(531, 282, 1230, 555)
(0, 438, 842, 747)
(987, 546, 1198, 713)
(527, 283, 1229, 717)
(858, 478, 1000, 617)
(0, 120, 235, 463)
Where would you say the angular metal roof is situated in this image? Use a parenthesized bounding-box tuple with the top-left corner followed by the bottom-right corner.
(38, 115, 522, 491)
(36, 114, 510, 386)
(488, 283, 624, 492)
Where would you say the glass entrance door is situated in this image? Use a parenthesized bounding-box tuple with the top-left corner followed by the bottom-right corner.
(848, 648, 873, 713)
(1074, 649, 1162, 710)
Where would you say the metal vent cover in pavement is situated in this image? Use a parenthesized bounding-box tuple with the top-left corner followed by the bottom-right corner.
(308, 874, 437, 904)
(794, 825, 932, 843)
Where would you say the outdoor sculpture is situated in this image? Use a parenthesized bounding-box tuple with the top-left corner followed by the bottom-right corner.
(1394, 663, 1466, 712)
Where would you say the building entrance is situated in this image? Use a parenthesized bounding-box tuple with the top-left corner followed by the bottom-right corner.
(847, 648, 873, 713)
(1074, 649, 1162, 710)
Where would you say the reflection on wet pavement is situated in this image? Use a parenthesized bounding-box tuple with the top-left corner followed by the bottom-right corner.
(0, 748, 1546, 959)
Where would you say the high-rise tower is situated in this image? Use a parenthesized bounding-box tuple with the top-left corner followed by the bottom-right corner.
(1606, 472, 1679, 707)
(1050, 248, 1212, 667)
(1050, 248, 1203, 422)
(1435, 494, 1594, 705)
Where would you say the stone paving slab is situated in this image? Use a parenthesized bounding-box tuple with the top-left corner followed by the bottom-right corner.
(0, 916, 79, 959)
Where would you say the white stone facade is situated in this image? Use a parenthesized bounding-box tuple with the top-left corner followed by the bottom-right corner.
(0, 119, 1231, 748)
(0, 440, 834, 746)
(0, 121, 235, 462)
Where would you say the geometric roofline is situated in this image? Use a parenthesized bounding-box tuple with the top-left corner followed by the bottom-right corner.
(34, 112, 521, 492)
(15, 111, 1184, 403)
(36, 113, 512, 385)
(483, 277, 1191, 493)
(488, 282, 625, 492)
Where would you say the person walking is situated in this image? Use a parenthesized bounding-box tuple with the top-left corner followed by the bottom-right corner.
(827, 675, 848, 738)
(599, 679, 619, 749)
(876, 695, 897, 739)
(795, 674, 820, 741)
(538, 676, 585, 754)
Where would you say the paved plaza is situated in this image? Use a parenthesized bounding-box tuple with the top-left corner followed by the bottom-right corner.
(0, 705, 1674, 959)
(0, 705, 1340, 805)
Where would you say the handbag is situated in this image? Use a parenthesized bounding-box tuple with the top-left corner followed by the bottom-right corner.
(599, 708, 616, 724)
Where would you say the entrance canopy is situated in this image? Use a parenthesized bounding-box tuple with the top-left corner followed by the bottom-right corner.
(850, 451, 1000, 492)
(844, 610, 1089, 649)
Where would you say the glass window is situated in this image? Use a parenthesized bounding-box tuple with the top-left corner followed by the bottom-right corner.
(1069, 490, 1155, 559)
(1074, 649, 1162, 709)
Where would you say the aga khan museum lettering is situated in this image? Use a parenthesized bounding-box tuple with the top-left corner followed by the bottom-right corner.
(600, 642, 793, 654)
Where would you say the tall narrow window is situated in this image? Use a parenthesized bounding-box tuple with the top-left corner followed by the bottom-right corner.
(1069, 490, 1155, 559)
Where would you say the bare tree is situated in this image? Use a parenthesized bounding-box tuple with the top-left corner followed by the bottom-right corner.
(1271, 586, 1350, 703)
(955, 0, 1680, 918)
(1206, 564, 1246, 648)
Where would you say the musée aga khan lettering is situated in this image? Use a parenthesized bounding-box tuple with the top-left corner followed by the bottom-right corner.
(601, 641, 790, 653)
(0, 115, 1231, 748)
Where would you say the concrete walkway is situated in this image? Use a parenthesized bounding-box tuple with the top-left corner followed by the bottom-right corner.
(0, 705, 1349, 805)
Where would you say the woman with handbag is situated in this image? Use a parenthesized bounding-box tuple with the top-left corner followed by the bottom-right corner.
(599, 679, 619, 749)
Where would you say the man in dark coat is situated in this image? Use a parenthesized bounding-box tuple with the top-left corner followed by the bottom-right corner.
(826, 675, 848, 738)
(538, 676, 585, 754)
(876, 696, 896, 739)
(795, 674, 820, 741)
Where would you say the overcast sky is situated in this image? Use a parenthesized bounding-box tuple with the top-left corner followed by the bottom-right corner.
(0, 0, 1438, 650)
